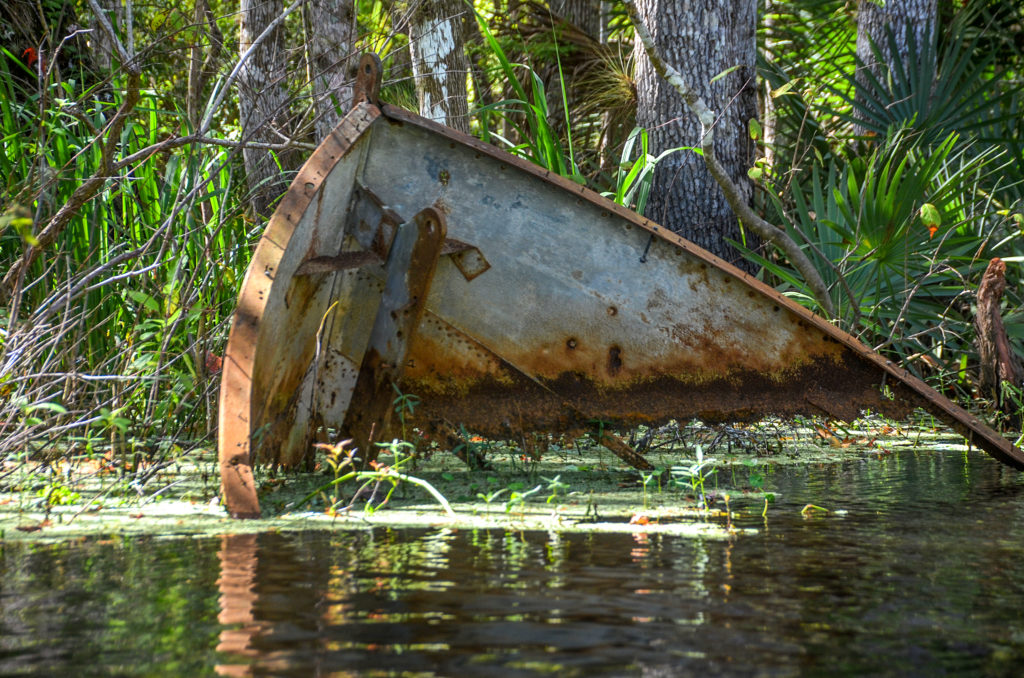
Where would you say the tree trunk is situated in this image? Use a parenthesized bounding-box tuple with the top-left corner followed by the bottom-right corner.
(761, 0, 779, 170)
(304, 0, 357, 142)
(551, 0, 602, 39)
(238, 0, 297, 216)
(633, 0, 759, 271)
(408, 0, 471, 133)
(855, 0, 938, 130)
(89, 0, 123, 73)
(856, 0, 937, 70)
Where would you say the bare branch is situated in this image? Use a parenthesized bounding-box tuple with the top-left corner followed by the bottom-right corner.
(0, 73, 143, 306)
(623, 1, 836, 317)
(86, 0, 139, 75)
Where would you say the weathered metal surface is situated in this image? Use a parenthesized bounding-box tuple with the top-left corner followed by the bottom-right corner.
(217, 102, 382, 518)
(352, 53, 382, 107)
(218, 75, 1024, 518)
(342, 208, 447, 465)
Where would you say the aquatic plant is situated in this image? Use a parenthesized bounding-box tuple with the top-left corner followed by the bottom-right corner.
(638, 469, 660, 510)
(475, 487, 508, 506)
(671, 445, 717, 511)
(295, 437, 453, 517)
(503, 483, 542, 514)
(542, 474, 570, 504)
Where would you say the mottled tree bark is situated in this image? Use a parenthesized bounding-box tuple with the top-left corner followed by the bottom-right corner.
(409, 0, 471, 133)
(633, 0, 759, 271)
(856, 0, 937, 70)
(551, 0, 602, 39)
(88, 0, 122, 73)
(761, 0, 779, 170)
(239, 0, 296, 216)
(304, 0, 357, 141)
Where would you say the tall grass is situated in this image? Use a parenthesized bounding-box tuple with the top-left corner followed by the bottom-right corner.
(0, 63, 253, 488)
(472, 10, 583, 184)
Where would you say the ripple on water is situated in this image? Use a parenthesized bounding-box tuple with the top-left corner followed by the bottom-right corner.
(1, 449, 1023, 676)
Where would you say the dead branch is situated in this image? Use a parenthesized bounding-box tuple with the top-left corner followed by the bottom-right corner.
(0, 73, 143, 307)
(975, 257, 1024, 417)
(623, 0, 836, 317)
(199, 0, 307, 137)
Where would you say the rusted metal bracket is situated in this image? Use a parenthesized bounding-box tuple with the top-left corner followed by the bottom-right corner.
(296, 239, 487, 277)
(294, 184, 401, 276)
(295, 184, 487, 280)
(340, 207, 447, 465)
(352, 53, 381, 107)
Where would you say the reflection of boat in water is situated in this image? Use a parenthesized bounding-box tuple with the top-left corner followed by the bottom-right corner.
(215, 534, 261, 677)
(218, 54, 1024, 518)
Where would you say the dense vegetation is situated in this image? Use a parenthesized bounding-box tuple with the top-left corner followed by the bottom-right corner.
(2, 0, 1023, 503)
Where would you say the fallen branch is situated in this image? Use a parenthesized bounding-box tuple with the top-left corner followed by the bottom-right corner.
(623, 1, 835, 317)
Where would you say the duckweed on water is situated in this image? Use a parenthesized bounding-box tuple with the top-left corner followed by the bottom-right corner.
(0, 417, 984, 541)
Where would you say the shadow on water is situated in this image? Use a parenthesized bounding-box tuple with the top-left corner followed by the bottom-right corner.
(2, 449, 1024, 676)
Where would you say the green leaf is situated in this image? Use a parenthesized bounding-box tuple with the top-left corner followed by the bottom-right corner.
(748, 118, 762, 141)
(770, 81, 796, 98)
(710, 64, 741, 84)
(919, 203, 941, 228)
(23, 402, 69, 416)
(748, 166, 763, 181)
(126, 290, 161, 313)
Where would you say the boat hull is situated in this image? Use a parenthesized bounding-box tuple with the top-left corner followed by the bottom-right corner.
(218, 100, 1024, 518)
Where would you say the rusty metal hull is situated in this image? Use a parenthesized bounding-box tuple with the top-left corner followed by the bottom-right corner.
(218, 100, 1024, 518)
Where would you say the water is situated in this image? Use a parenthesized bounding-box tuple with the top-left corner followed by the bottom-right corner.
(2, 450, 1023, 676)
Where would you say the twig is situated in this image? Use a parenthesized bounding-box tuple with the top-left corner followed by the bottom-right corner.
(199, 0, 307, 137)
(623, 1, 835, 317)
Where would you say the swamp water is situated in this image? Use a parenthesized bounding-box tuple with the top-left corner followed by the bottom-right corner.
(2, 448, 1024, 676)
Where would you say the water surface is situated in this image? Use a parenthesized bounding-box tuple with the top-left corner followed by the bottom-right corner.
(2, 450, 1023, 676)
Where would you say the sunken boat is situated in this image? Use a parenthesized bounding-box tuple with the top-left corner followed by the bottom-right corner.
(218, 55, 1024, 518)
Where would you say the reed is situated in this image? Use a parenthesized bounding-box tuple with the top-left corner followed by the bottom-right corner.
(0, 63, 253, 483)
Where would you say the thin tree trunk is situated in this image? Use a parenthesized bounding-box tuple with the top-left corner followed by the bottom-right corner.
(238, 0, 296, 216)
(855, 0, 938, 134)
(304, 0, 357, 141)
(408, 0, 471, 133)
(975, 258, 1024, 420)
(762, 0, 778, 170)
(633, 0, 760, 272)
(551, 0, 601, 39)
(89, 0, 122, 73)
(186, 0, 224, 130)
